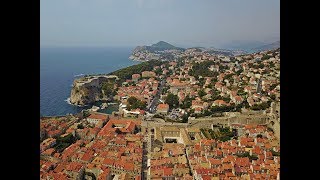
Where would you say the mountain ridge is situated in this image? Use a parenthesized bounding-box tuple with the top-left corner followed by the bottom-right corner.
(249, 41, 280, 53)
(133, 41, 185, 53)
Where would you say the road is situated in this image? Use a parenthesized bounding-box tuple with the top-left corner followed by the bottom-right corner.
(141, 141, 148, 180)
(141, 124, 153, 180)
(147, 78, 166, 113)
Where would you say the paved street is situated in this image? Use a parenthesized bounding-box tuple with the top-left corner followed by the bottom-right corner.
(147, 78, 166, 113)
(141, 125, 153, 180)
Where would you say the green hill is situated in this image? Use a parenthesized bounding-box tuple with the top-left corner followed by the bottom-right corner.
(133, 41, 185, 53)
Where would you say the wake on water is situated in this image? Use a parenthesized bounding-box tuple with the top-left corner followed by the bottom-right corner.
(65, 98, 89, 108)
(64, 98, 72, 105)
(74, 73, 85, 77)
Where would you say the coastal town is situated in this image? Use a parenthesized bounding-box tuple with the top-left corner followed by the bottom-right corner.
(41, 46, 280, 180)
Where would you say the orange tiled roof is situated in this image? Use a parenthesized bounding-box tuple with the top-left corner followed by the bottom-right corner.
(88, 113, 108, 120)
(157, 103, 169, 110)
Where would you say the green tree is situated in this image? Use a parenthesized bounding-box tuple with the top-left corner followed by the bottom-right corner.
(222, 97, 231, 102)
(250, 102, 270, 110)
(261, 54, 271, 60)
(188, 61, 216, 77)
(128, 96, 138, 105)
(101, 82, 113, 95)
(198, 89, 207, 98)
(154, 68, 162, 76)
(224, 73, 234, 80)
(127, 96, 147, 110)
(109, 60, 163, 83)
(203, 110, 212, 116)
(165, 93, 179, 109)
(82, 110, 90, 118)
(181, 114, 189, 123)
(77, 124, 84, 129)
(180, 96, 193, 109)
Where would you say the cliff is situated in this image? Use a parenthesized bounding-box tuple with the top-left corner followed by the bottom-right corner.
(70, 75, 118, 106)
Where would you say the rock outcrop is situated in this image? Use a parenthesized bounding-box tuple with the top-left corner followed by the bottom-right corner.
(70, 75, 118, 106)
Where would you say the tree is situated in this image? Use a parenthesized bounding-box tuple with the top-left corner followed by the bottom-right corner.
(219, 136, 231, 142)
(236, 69, 243, 75)
(271, 150, 280, 156)
(109, 60, 163, 83)
(198, 89, 207, 98)
(258, 63, 265, 69)
(154, 68, 162, 76)
(165, 93, 179, 109)
(180, 96, 193, 109)
(250, 102, 270, 110)
(224, 73, 234, 80)
(54, 134, 77, 153)
(127, 96, 147, 110)
(77, 124, 84, 129)
(222, 97, 231, 102)
(261, 54, 271, 60)
(211, 94, 222, 101)
(188, 61, 216, 77)
(127, 96, 138, 105)
(102, 82, 113, 95)
(203, 110, 211, 116)
(181, 114, 189, 123)
(82, 110, 90, 118)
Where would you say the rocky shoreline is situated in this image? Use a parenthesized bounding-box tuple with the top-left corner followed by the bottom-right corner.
(70, 75, 118, 106)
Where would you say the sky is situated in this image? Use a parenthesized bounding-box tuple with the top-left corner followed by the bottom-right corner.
(40, 0, 280, 49)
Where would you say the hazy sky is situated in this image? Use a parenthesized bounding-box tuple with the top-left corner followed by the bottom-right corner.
(41, 0, 280, 48)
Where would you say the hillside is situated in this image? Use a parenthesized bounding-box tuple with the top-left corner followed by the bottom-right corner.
(108, 60, 164, 82)
(204, 48, 247, 56)
(132, 41, 185, 53)
(250, 41, 280, 53)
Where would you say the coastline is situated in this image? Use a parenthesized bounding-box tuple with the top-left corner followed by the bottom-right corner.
(41, 47, 139, 116)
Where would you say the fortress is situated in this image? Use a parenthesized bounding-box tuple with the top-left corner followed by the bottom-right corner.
(153, 127, 205, 147)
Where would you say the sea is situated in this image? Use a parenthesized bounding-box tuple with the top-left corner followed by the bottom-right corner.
(40, 47, 140, 116)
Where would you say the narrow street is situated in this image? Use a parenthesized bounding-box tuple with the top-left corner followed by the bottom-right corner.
(147, 78, 166, 113)
(142, 123, 153, 180)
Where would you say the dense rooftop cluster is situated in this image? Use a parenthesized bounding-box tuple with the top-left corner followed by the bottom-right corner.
(42, 47, 280, 179)
(150, 143, 193, 179)
(40, 113, 143, 180)
(118, 48, 280, 122)
(187, 124, 279, 179)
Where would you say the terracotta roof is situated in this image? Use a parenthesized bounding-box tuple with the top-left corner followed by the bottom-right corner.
(42, 147, 56, 155)
(222, 163, 233, 170)
(98, 119, 140, 136)
(200, 139, 215, 146)
(81, 150, 94, 162)
(124, 162, 135, 171)
(88, 113, 108, 120)
(235, 157, 250, 167)
(132, 74, 141, 79)
(97, 168, 111, 180)
(157, 103, 169, 110)
(208, 158, 221, 165)
(66, 162, 84, 172)
(103, 158, 115, 166)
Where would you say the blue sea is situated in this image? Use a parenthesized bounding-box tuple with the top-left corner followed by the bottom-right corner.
(40, 47, 140, 116)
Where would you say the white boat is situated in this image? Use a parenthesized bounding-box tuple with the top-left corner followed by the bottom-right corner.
(100, 103, 108, 109)
(89, 105, 100, 112)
